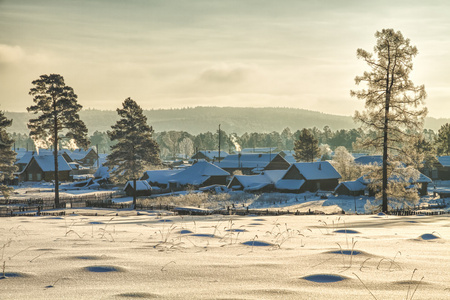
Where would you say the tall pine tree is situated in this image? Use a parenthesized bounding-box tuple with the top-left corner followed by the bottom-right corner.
(351, 29, 427, 212)
(0, 111, 17, 198)
(28, 74, 89, 207)
(105, 98, 161, 209)
(293, 128, 320, 162)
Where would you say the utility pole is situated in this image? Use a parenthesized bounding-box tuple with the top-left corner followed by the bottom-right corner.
(218, 124, 221, 161)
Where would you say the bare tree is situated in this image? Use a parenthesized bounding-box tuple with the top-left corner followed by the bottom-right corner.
(351, 29, 427, 212)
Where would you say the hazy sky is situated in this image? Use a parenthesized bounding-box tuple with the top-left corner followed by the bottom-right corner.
(1, 0, 449, 118)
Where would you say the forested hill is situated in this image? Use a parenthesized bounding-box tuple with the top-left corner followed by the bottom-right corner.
(4, 107, 449, 135)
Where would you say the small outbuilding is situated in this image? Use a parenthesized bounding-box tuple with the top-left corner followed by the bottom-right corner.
(124, 180, 152, 197)
(334, 181, 366, 196)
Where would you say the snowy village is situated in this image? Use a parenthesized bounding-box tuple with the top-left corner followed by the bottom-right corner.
(2, 1, 450, 299)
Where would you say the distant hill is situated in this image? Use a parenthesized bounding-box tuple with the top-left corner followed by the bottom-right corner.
(4, 107, 449, 135)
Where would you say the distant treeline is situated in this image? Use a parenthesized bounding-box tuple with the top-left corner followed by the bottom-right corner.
(11, 127, 438, 160)
(5, 107, 449, 135)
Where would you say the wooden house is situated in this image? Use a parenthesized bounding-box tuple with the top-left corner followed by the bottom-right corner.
(275, 161, 341, 193)
(18, 154, 72, 182)
(69, 148, 99, 167)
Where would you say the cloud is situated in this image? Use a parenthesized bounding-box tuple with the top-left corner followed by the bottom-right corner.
(0, 44, 50, 66)
(0, 44, 26, 64)
(199, 63, 253, 84)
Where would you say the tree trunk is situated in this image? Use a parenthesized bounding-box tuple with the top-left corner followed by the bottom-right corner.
(133, 178, 137, 210)
(382, 93, 390, 213)
(53, 96, 60, 208)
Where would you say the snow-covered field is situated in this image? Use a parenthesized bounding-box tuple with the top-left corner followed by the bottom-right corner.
(1, 212, 449, 299)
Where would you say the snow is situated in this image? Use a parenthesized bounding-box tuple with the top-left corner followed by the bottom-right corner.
(336, 180, 366, 192)
(437, 156, 450, 167)
(291, 161, 341, 180)
(231, 170, 286, 191)
(170, 161, 229, 185)
(216, 153, 281, 169)
(275, 179, 305, 190)
(354, 155, 383, 165)
(142, 169, 182, 185)
(2, 211, 449, 299)
(33, 154, 72, 172)
(124, 180, 152, 191)
(193, 150, 229, 160)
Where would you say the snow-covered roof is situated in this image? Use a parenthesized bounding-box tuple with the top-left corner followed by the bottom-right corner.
(438, 156, 450, 167)
(216, 153, 280, 169)
(124, 180, 152, 191)
(69, 148, 96, 160)
(336, 181, 366, 192)
(283, 154, 297, 164)
(230, 170, 285, 191)
(240, 147, 278, 154)
(16, 151, 34, 165)
(290, 161, 341, 180)
(33, 155, 72, 172)
(141, 169, 182, 184)
(192, 150, 229, 160)
(355, 155, 383, 166)
(275, 179, 305, 191)
(171, 161, 229, 185)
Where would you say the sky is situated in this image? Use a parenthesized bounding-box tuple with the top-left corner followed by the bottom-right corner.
(0, 0, 449, 118)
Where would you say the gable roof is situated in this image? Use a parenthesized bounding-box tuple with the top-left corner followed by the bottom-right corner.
(69, 148, 97, 160)
(141, 169, 182, 185)
(336, 181, 366, 192)
(230, 170, 285, 191)
(192, 150, 229, 160)
(124, 180, 152, 191)
(216, 153, 282, 169)
(274, 179, 305, 191)
(437, 156, 450, 167)
(171, 161, 229, 185)
(288, 161, 341, 180)
(32, 155, 72, 172)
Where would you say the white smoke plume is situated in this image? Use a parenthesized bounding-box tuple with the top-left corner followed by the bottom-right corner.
(32, 137, 49, 155)
(230, 134, 241, 152)
(62, 138, 78, 151)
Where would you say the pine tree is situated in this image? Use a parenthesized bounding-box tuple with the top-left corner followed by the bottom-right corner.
(105, 98, 161, 209)
(435, 123, 450, 156)
(293, 128, 320, 162)
(28, 74, 89, 207)
(351, 29, 427, 212)
(0, 111, 18, 198)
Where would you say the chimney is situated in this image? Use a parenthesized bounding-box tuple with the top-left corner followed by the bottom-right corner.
(318, 163, 321, 170)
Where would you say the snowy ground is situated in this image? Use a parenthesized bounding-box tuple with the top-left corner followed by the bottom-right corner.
(3, 181, 450, 214)
(1, 212, 449, 299)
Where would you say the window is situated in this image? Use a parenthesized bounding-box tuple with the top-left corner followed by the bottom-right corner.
(36, 173, 42, 181)
(28, 173, 33, 181)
